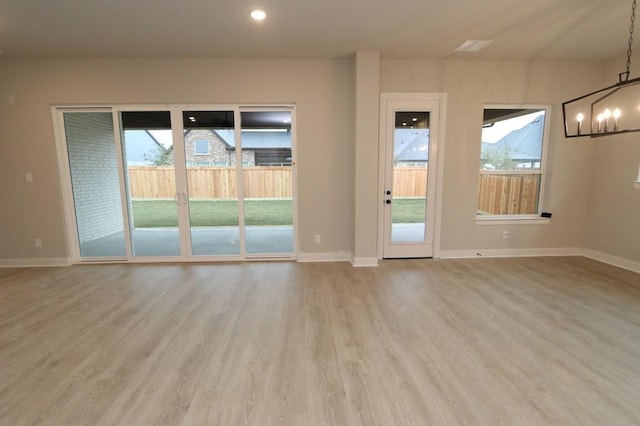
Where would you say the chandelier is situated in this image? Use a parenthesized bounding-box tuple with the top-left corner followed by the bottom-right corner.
(562, 0, 640, 138)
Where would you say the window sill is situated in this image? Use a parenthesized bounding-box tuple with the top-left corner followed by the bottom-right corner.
(475, 217, 550, 226)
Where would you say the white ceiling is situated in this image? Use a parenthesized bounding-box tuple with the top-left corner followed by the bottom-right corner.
(0, 0, 634, 61)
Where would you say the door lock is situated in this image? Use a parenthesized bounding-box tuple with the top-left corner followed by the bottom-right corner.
(384, 190, 392, 204)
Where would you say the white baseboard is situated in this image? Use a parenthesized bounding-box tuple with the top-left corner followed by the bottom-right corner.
(438, 247, 640, 275)
(1, 249, 636, 274)
(351, 256, 379, 267)
(297, 251, 352, 263)
(438, 247, 582, 259)
(581, 249, 640, 274)
(0, 257, 71, 268)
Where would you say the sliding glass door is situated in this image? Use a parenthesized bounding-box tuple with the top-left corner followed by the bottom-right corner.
(182, 110, 241, 256)
(240, 110, 294, 256)
(63, 111, 127, 258)
(120, 111, 182, 257)
(57, 105, 296, 262)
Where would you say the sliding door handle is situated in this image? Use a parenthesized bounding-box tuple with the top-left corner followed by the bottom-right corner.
(174, 192, 188, 205)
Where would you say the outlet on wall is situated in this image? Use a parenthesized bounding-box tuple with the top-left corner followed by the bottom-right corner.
(314, 234, 321, 244)
(502, 230, 510, 239)
(35, 238, 43, 248)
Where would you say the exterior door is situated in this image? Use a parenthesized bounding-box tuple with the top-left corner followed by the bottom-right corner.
(55, 104, 296, 263)
(240, 109, 294, 258)
(61, 110, 128, 259)
(380, 94, 444, 258)
(182, 109, 242, 256)
(120, 110, 185, 257)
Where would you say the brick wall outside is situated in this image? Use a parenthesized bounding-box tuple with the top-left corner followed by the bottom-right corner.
(65, 112, 124, 243)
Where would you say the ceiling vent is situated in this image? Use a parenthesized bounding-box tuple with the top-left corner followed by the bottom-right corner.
(454, 40, 493, 53)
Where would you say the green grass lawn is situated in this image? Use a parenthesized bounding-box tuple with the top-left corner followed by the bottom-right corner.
(391, 198, 426, 224)
(132, 198, 426, 227)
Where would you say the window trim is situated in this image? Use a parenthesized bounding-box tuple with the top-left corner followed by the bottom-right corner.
(475, 217, 550, 225)
(476, 103, 551, 222)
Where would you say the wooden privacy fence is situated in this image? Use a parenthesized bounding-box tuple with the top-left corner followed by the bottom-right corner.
(128, 166, 293, 199)
(128, 167, 540, 214)
(392, 167, 428, 197)
(477, 173, 541, 215)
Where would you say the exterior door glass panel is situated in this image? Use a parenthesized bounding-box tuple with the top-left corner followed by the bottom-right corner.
(120, 111, 181, 257)
(240, 111, 294, 255)
(63, 112, 127, 257)
(182, 110, 241, 255)
(390, 111, 429, 243)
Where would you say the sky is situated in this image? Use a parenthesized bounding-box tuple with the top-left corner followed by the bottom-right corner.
(482, 111, 544, 143)
(148, 130, 174, 148)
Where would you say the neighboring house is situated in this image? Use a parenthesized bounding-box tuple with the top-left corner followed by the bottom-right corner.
(123, 129, 292, 167)
(481, 116, 544, 169)
(184, 129, 253, 166)
(394, 128, 429, 166)
(195, 129, 292, 167)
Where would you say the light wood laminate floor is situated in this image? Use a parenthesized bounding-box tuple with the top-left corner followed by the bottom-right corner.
(1, 257, 639, 425)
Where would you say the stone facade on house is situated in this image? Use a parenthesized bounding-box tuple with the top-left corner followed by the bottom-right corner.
(184, 129, 255, 166)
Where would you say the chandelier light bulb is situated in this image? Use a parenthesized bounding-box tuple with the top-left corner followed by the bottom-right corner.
(576, 113, 584, 134)
(613, 108, 621, 131)
(603, 109, 612, 132)
(596, 113, 604, 132)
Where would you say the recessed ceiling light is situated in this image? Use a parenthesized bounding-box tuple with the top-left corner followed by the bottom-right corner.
(412, 117, 418, 122)
(251, 10, 266, 21)
(454, 40, 493, 53)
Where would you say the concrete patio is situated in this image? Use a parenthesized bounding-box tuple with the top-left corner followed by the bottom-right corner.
(79, 223, 426, 258)
(80, 226, 294, 258)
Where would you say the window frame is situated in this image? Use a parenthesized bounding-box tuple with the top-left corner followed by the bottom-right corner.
(194, 139, 210, 155)
(476, 103, 552, 223)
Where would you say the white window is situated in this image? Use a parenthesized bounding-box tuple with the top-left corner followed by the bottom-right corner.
(477, 105, 550, 221)
(194, 139, 209, 155)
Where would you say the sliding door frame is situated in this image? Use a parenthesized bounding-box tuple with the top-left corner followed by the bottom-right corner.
(53, 103, 298, 264)
(52, 107, 132, 262)
(239, 105, 298, 260)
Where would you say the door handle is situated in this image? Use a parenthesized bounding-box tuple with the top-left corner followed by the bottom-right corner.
(174, 192, 187, 205)
(385, 200, 391, 204)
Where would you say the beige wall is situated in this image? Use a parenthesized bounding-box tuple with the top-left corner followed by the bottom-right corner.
(0, 58, 354, 259)
(583, 53, 640, 263)
(381, 59, 606, 254)
(353, 52, 380, 263)
(2, 55, 636, 265)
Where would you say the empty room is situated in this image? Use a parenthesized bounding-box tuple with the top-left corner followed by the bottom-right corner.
(1, 0, 639, 424)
